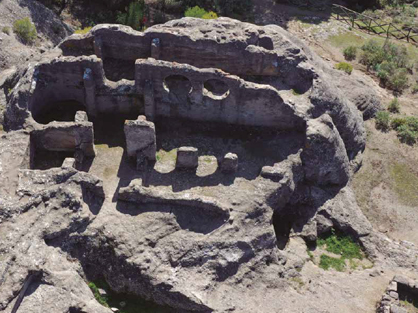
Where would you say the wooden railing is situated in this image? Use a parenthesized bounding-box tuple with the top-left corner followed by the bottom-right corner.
(331, 4, 418, 45)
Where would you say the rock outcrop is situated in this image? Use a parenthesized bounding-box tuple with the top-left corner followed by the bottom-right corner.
(2, 17, 416, 313)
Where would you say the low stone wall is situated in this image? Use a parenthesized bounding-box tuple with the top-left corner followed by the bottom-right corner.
(27, 55, 304, 130)
(29, 56, 143, 121)
(377, 276, 418, 313)
(31, 120, 95, 159)
(59, 20, 305, 78)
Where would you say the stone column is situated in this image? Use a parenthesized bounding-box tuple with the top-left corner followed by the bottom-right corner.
(124, 115, 156, 169)
(151, 38, 161, 59)
(83, 68, 97, 117)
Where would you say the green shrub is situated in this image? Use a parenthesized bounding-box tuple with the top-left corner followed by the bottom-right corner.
(2, 26, 11, 35)
(116, 0, 147, 30)
(74, 26, 92, 34)
(397, 124, 418, 145)
(185, 6, 208, 18)
(375, 111, 391, 131)
(412, 84, 418, 94)
(88, 282, 109, 307)
(343, 46, 357, 61)
(13, 17, 37, 44)
(360, 39, 385, 70)
(391, 116, 407, 130)
(335, 62, 353, 75)
(388, 68, 409, 91)
(388, 97, 400, 113)
(360, 39, 410, 91)
(202, 11, 218, 19)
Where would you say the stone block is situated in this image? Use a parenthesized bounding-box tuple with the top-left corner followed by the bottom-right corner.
(61, 158, 76, 169)
(391, 305, 407, 313)
(221, 153, 238, 173)
(393, 275, 410, 287)
(388, 281, 398, 292)
(75, 111, 88, 122)
(389, 291, 399, 300)
(176, 147, 198, 169)
(124, 115, 156, 164)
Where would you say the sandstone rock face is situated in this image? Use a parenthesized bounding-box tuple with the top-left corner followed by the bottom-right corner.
(2, 17, 416, 313)
(301, 114, 350, 186)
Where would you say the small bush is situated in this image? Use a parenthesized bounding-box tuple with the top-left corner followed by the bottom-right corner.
(391, 116, 418, 130)
(343, 46, 357, 61)
(74, 26, 92, 34)
(335, 62, 353, 75)
(13, 17, 37, 44)
(412, 84, 418, 94)
(202, 11, 218, 19)
(397, 124, 418, 145)
(360, 39, 385, 70)
(391, 116, 407, 130)
(88, 282, 109, 307)
(116, 0, 147, 30)
(388, 68, 409, 91)
(388, 97, 400, 113)
(375, 111, 391, 131)
(2, 26, 11, 35)
(185, 6, 208, 18)
(360, 39, 410, 91)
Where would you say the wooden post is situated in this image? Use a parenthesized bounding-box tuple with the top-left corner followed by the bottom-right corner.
(407, 28, 412, 42)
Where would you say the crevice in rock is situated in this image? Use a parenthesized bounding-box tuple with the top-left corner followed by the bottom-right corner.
(102, 57, 136, 82)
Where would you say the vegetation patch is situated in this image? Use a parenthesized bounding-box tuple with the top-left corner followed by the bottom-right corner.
(390, 162, 418, 207)
(360, 39, 410, 91)
(2, 26, 11, 35)
(335, 62, 353, 74)
(75, 26, 92, 34)
(116, 0, 148, 30)
(185, 6, 218, 19)
(13, 17, 37, 44)
(314, 229, 367, 272)
(375, 111, 391, 131)
(388, 97, 400, 113)
(376, 112, 418, 145)
(399, 299, 418, 313)
(317, 230, 363, 260)
(156, 148, 177, 163)
(343, 46, 357, 61)
(319, 254, 346, 271)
